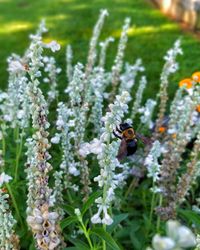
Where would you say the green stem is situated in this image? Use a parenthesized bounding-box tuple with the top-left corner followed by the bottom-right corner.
(156, 195, 163, 232)
(80, 221, 94, 250)
(67, 189, 73, 204)
(14, 126, 19, 142)
(125, 177, 137, 198)
(6, 183, 25, 229)
(103, 224, 106, 250)
(2, 134, 6, 159)
(14, 132, 23, 182)
(146, 185, 156, 239)
(1, 133, 6, 172)
(149, 191, 156, 225)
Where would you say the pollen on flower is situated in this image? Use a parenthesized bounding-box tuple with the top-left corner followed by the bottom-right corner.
(172, 133, 177, 139)
(179, 78, 193, 89)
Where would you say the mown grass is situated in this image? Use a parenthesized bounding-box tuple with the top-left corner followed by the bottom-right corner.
(0, 0, 200, 100)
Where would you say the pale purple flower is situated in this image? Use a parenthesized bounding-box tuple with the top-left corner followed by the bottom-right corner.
(45, 41, 61, 52)
(8, 60, 25, 73)
(0, 173, 12, 187)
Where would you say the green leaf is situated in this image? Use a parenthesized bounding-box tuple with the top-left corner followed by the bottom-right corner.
(69, 238, 91, 250)
(63, 248, 77, 250)
(178, 209, 200, 228)
(81, 190, 102, 216)
(60, 204, 75, 216)
(29, 243, 37, 250)
(91, 227, 120, 250)
(107, 213, 128, 233)
(130, 231, 142, 250)
(60, 216, 78, 230)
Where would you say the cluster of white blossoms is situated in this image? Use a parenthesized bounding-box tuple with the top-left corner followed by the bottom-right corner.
(163, 39, 183, 75)
(65, 63, 87, 148)
(119, 58, 145, 92)
(89, 67, 107, 135)
(0, 53, 30, 129)
(111, 17, 131, 90)
(144, 140, 162, 193)
(148, 220, 196, 250)
(24, 21, 61, 250)
(27, 204, 60, 250)
(66, 45, 73, 82)
(153, 39, 183, 141)
(51, 102, 80, 216)
(89, 91, 131, 225)
(85, 9, 108, 77)
(0, 174, 19, 250)
(139, 99, 157, 129)
(99, 37, 114, 68)
(131, 75, 147, 119)
(42, 56, 61, 104)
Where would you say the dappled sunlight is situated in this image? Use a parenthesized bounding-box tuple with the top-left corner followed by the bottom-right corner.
(46, 14, 69, 21)
(111, 23, 178, 38)
(69, 3, 88, 10)
(0, 21, 33, 34)
(59, 0, 78, 3)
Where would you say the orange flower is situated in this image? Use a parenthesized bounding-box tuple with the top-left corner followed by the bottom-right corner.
(192, 72, 200, 82)
(196, 105, 200, 113)
(179, 78, 193, 89)
(158, 126, 166, 133)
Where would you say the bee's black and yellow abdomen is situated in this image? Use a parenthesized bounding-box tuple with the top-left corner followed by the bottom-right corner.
(126, 139, 137, 156)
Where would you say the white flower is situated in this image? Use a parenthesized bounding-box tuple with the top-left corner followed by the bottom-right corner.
(91, 213, 102, 224)
(167, 220, 196, 248)
(69, 165, 80, 176)
(79, 139, 103, 157)
(176, 226, 196, 247)
(51, 134, 61, 144)
(17, 110, 25, 119)
(8, 60, 24, 73)
(68, 119, 75, 127)
(102, 209, 113, 225)
(43, 77, 50, 83)
(56, 119, 65, 129)
(0, 173, 12, 187)
(90, 139, 103, 154)
(45, 41, 61, 52)
(152, 235, 175, 250)
(78, 143, 91, 157)
(74, 208, 81, 217)
(4, 114, 12, 122)
(144, 155, 153, 166)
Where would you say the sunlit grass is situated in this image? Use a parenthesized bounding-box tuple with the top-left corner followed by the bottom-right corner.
(112, 23, 178, 37)
(0, 0, 200, 98)
(0, 21, 33, 34)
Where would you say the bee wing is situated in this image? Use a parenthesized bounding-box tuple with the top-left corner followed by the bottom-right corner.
(136, 133, 152, 145)
(117, 138, 128, 161)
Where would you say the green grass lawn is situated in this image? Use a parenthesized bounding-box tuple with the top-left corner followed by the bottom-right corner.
(0, 0, 200, 99)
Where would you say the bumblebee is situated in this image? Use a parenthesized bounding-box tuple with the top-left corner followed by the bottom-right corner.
(113, 122, 150, 161)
